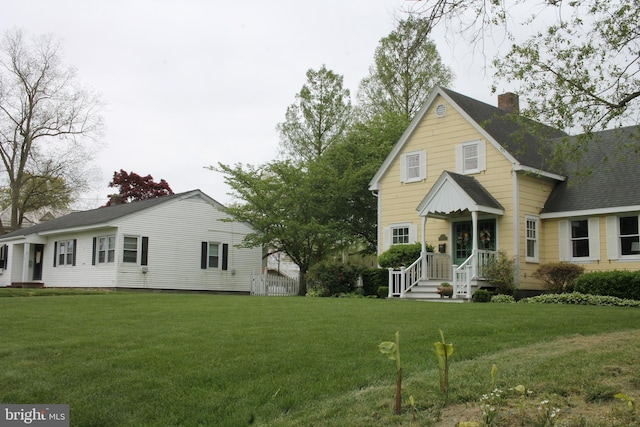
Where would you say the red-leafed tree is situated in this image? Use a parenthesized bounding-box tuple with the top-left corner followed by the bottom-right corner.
(105, 170, 173, 206)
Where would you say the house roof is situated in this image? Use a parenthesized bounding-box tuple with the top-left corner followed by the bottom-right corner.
(369, 86, 567, 191)
(0, 189, 225, 240)
(417, 171, 504, 218)
(541, 126, 640, 217)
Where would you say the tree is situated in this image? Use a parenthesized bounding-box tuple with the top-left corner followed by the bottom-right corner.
(0, 29, 104, 232)
(106, 170, 173, 206)
(277, 65, 352, 164)
(410, 0, 640, 141)
(211, 161, 342, 295)
(357, 16, 454, 122)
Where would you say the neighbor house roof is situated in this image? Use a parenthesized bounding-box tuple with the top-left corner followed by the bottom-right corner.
(0, 189, 224, 240)
(541, 125, 640, 217)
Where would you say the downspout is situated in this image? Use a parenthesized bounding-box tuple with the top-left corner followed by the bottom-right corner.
(512, 168, 520, 284)
(372, 190, 381, 258)
(421, 215, 427, 280)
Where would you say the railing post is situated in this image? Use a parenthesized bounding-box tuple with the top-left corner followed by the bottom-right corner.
(399, 266, 406, 297)
(387, 268, 394, 298)
(452, 264, 458, 299)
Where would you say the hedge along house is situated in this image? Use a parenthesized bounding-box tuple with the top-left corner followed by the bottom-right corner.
(369, 86, 640, 300)
(0, 190, 262, 292)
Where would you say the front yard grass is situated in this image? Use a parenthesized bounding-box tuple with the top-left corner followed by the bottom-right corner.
(1, 291, 639, 426)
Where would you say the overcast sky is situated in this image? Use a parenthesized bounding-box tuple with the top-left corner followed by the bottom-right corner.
(3, 0, 500, 208)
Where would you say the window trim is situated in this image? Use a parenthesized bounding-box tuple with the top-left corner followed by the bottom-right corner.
(525, 215, 539, 263)
(54, 239, 76, 267)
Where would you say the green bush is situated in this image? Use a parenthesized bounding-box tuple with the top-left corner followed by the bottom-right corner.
(518, 292, 640, 307)
(482, 251, 517, 295)
(574, 270, 640, 301)
(533, 262, 585, 293)
(362, 268, 388, 296)
(307, 261, 362, 297)
(491, 294, 516, 303)
(472, 289, 492, 302)
(377, 243, 433, 268)
(377, 286, 389, 299)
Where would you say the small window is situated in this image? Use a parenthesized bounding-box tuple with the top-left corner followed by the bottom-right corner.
(201, 241, 228, 270)
(456, 141, 486, 174)
(406, 153, 421, 180)
(57, 240, 76, 266)
(123, 236, 138, 263)
(208, 243, 220, 268)
(98, 236, 116, 263)
(571, 219, 589, 258)
(400, 150, 426, 183)
(619, 216, 640, 255)
(525, 216, 539, 262)
(463, 144, 479, 171)
(392, 226, 410, 245)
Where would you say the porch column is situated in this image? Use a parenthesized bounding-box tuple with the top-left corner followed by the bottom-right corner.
(471, 210, 478, 279)
(22, 244, 30, 283)
(421, 216, 427, 280)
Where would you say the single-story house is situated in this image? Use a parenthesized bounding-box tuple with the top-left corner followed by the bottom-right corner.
(369, 86, 640, 299)
(0, 189, 262, 293)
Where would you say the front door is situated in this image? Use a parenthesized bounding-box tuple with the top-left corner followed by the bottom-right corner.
(453, 221, 473, 265)
(33, 244, 44, 281)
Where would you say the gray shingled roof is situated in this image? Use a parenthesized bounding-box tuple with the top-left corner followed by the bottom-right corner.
(542, 126, 640, 213)
(442, 88, 567, 173)
(447, 171, 505, 211)
(0, 191, 191, 239)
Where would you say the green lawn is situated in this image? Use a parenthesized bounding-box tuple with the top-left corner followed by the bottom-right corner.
(1, 291, 639, 426)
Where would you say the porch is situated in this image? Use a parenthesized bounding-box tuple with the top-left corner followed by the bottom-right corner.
(387, 250, 496, 300)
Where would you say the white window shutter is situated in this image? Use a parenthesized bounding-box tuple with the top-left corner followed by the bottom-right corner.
(606, 216, 618, 260)
(419, 150, 427, 180)
(455, 144, 463, 173)
(478, 140, 486, 171)
(588, 217, 600, 260)
(383, 226, 391, 251)
(409, 223, 418, 243)
(400, 154, 407, 183)
(558, 220, 569, 261)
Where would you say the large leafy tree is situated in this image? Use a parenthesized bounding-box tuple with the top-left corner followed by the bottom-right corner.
(212, 161, 341, 295)
(411, 0, 640, 139)
(106, 170, 173, 206)
(357, 15, 454, 122)
(277, 65, 352, 164)
(0, 29, 104, 232)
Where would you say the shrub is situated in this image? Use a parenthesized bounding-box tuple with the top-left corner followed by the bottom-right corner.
(377, 286, 389, 299)
(491, 294, 516, 303)
(472, 289, 492, 302)
(377, 243, 434, 268)
(362, 268, 388, 296)
(533, 262, 585, 293)
(482, 251, 517, 295)
(518, 292, 640, 307)
(307, 261, 362, 297)
(574, 270, 640, 301)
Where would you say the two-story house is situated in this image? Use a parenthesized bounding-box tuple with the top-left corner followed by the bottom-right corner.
(369, 86, 640, 299)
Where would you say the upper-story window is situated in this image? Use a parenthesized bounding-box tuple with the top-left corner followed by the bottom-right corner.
(400, 150, 426, 183)
(456, 140, 486, 175)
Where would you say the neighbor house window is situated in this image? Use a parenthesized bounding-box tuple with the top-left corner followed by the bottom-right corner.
(570, 219, 590, 258)
(392, 226, 410, 245)
(55, 240, 76, 267)
(619, 216, 640, 255)
(98, 235, 115, 263)
(400, 150, 426, 183)
(525, 216, 539, 262)
(456, 140, 486, 174)
(201, 242, 229, 270)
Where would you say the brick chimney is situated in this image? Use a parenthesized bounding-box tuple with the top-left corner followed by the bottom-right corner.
(498, 92, 519, 114)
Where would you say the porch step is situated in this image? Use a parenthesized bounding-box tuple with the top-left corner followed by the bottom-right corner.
(400, 280, 469, 302)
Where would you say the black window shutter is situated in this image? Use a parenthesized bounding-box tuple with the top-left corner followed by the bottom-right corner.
(222, 243, 229, 271)
(92, 237, 97, 266)
(3, 244, 8, 269)
(141, 236, 148, 266)
(72, 239, 77, 266)
(53, 242, 57, 267)
(200, 242, 207, 269)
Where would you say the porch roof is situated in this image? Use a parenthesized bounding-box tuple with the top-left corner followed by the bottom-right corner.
(417, 171, 504, 218)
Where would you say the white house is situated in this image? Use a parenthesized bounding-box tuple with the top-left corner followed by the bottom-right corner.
(0, 189, 262, 293)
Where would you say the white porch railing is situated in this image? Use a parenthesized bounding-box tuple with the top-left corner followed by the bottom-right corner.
(452, 255, 473, 299)
(476, 249, 496, 279)
(388, 256, 422, 298)
(251, 273, 299, 296)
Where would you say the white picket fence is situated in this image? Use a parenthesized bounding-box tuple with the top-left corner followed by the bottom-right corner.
(251, 273, 299, 296)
